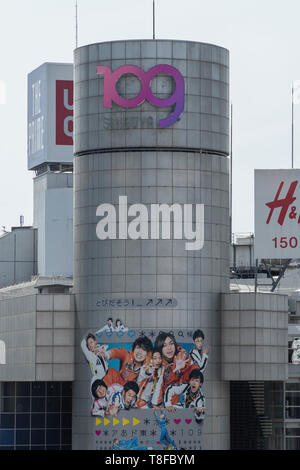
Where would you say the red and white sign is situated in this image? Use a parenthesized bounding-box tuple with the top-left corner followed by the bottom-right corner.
(255, 169, 300, 259)
(27, 63, 73, 170)
(56, 80, 73, 145)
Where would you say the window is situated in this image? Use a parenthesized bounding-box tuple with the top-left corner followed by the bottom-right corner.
(0, 382, 72, 450)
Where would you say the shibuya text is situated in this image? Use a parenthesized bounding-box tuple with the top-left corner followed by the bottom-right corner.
(96, 196, 204, 251)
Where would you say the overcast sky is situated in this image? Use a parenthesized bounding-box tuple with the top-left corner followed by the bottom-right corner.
(0, 0, 300, 235)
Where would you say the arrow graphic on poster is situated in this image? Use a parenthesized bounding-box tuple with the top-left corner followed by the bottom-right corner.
(122, 417, 130, 426)
(104, 418, 110, 426)
(113, 418, 120, 426)
(132, 418, 140, 426)
(95, 418, 101, 426)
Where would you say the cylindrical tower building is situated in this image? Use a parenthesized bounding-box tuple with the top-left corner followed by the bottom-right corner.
(73, 40, 230, 450)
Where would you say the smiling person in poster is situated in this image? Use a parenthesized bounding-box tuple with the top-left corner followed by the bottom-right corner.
(136, 348, 165, 408)
(154, 332, 199, 401)
(164, 369, 206, 424)
(107, 381, 139, 415)
(114, 319, 128, 332)
(81, 333, 108, 378)
(102, 336, 153, 387)
(190, 329, 210, 373)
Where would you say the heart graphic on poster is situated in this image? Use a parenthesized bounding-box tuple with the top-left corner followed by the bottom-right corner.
(174, 419, 181, 424)
(127, 330, 136, 338)
(156, 441, 161, 445)
(95, 430, 101, 436)
(185, 419, 192, 424)
(116, 331, 125, 338)
(105, 331, 113, 338)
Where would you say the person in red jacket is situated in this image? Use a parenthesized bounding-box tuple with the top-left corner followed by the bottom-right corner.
(154, 332, 199, 405)
(102, 336, 153, 387)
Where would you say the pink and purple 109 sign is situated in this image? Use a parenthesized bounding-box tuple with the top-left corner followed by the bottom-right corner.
(96, 64, 184, 128)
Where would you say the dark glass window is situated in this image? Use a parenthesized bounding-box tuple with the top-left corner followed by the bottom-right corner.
(0, 430, 14, 446)
(286, 428, 300, 436)
(46, 429, 60, 445)
(286, 383, 300, 391)
(0, 414, 14, 429)
(16, 383, 30, 397)
(61, 413, 71, 428)
(1, 383, 15, 397)
(286, 392, 300, 407)
(31, 414, 45, 429)
(46, 414, 60, 428)
(16, 430, 30, 445)
(47, 398, 60, 413)
(61, 429, 71, 445)
(31, 397, 45, 413)
(0, 381, 72, 450)
(16, 414, 30, 429)
(62, 397, 71, 412)
(31, 429, 45, 445)
(32, 382, 45, 396)
(16, 397, 30, 413)
(2, 398, 15, 413)
(286, 437, 300, 450)
(286, 407, 300, 419)
(62, 383, 72, 397)
(47, 383, 60, 396)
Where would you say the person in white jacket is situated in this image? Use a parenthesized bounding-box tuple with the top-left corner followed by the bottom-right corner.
(95, 318, 114, 333)
(164, 369, 205, 423)
(190, 329, 209, 373)
(80, 333, 108, 378)
(107, 381, 139, 415)
(114, 319, 128, 333)
(91, 379, 121, 416)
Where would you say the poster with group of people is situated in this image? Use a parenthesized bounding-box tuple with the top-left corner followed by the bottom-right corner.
(81, 318, 210, 450)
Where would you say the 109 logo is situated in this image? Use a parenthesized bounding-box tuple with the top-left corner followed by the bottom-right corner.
(97, 64, 184, 128)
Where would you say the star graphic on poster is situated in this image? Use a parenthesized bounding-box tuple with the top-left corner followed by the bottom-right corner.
(144, 418, 150, 425)
(150, 430, 157, 437)
(149, 331, 155, 338)
(103, 431, 109, 436)
(139, 330, 145, 336)
(170, 430, 176, 436)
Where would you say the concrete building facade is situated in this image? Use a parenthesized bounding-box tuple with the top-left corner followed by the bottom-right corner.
(73, 39, 231, 450)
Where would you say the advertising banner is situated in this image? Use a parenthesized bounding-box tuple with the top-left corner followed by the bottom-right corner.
(255, 169, 300, 259)
(27, 63, 73, 170)
(81, 323, 210, 450)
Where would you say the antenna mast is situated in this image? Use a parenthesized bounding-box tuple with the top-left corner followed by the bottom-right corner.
(75, 0, 78, 48)
(153, 0, 155, 39)
(292, 82, 294, 169)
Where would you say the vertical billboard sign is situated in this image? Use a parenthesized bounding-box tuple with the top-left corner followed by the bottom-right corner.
(255, 169, 300, 259)
(27, 63, 73, 170)
(56, 80, 73, 145)
(28, 67, 46, 169)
